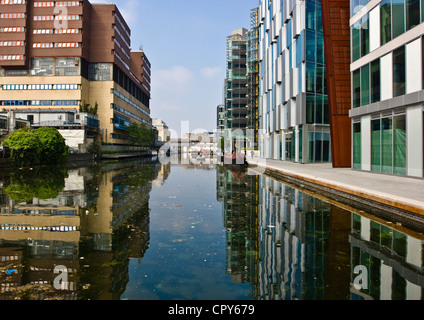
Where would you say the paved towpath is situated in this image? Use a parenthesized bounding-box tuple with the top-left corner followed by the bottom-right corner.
(247, 158, 424, 216)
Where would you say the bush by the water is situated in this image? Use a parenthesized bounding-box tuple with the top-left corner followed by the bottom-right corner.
(5, 127, 68, 166)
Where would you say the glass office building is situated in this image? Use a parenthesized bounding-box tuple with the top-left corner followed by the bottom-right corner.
(350, 0, 424, 177)
(258, 0, 331, 163)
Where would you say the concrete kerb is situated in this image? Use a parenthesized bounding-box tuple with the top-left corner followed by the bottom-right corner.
(248, 159, 424, 217)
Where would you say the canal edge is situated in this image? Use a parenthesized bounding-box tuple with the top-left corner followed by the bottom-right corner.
(247, 161, 424, 228)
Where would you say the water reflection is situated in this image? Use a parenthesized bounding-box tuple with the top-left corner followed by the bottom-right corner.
(0, 160, 423, 300)
(0, 159, 168, 300)
(218, 167, 424, 300)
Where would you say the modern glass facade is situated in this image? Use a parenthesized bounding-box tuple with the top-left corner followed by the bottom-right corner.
(350, 0, 424, 177)
(221, 28, 248, 153)
(258, 0, 331, 163)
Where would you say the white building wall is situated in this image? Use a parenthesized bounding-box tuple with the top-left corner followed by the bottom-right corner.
(369, 6, 380, 52)
(406, 39, 422, 94)
(406, 105, 424, 177)
(380, 52, 393, 101)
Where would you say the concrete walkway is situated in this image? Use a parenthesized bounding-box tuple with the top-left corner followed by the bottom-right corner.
(248, 158, 424, 216)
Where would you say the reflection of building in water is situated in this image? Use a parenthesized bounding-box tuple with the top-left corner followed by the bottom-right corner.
(217, 166, 259, 295)
(0, 160, 167, 300)
(79, 160, 166, 300)
(151, 162, 171, 188)
(0, 167, 96, 300)
(350, 213, 424, 300)
(256, 175, 351, 300)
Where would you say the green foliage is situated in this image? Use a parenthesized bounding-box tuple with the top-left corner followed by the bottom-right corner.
(5, 127, 68, 166)
(127, 123, 154, 147)
(79, 100, 98, 115)
(4, 166, 68, 202)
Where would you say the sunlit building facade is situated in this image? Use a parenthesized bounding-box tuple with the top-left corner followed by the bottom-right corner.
(0, 0, 151, 145)
(350, 0, 424, 177)
(258, 0, 331, 163)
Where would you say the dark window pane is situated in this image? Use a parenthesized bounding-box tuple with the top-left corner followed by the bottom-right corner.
(392, 0, 405, 38)
(353, 69, 361, 108)
(361, 64, 370, 106)
(406, 0, 420, 30)
(394, 114, 406, 175)
(371, 119, 381, 172)
(380, 0, 392, 45)
(353, 122, 361, 169)
(306, 94, 315, 124)
(306, 31, 316, 62)
(361, 14, 370, 56)
(393, 46, 405, 97)
(382, 117, 393, 173)
(371, 59, 380, 103)
(352, 23, 360, 62)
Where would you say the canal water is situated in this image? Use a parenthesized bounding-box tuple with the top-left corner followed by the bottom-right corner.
(0, 157, 423, 300)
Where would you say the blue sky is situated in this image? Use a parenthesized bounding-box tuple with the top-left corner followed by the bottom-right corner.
(91, 0, 258, 135)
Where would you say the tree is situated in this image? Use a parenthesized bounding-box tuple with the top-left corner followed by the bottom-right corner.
(5, 127, 68, 166)
(33, 127, 68, 164)
(127, 123, 154, 147)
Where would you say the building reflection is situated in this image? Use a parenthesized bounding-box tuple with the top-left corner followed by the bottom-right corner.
(217, 165, 259, 298)
(256, 174, 351, 300)
(350, 212, 424, 300)
(219, 166, 424, 300)
(0, 159, 169, 300)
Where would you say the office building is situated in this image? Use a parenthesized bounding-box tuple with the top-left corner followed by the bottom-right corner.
(258, 0, 331, 163)
(0, 0, 151, 145)
(349, 0, 424, 177)
(222, 28, 249, 152)
(246, 7, 260, 150)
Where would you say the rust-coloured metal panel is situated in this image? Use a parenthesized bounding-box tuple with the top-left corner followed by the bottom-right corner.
(321, 0, 352, 168)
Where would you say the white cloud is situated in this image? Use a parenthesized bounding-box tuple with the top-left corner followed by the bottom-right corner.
(200, 66, 223, 79)
(153, 65, 193, 93)
(118, 0, 141, 25)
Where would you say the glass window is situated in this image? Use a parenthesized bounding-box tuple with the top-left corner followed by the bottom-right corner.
(382, 117, 393, 173)
(317, 33, 324, 65)
(393, 46, 405, 97)
(380, 0, 392, 46)
(316, 94, 323, 124)
(361, 64, 370, 106)
(352, 22, 361, 62)
(353, 69, 361, 108)
(352, 0, 360, 17)
(296, 33, 303, 66)
(30, 58, 53, 76)
(361, 14, 370, 57)
(316, 65, 325, 94)
(306, 94, 315, 124)
(392, 0, 405, 39)
(306, 31, 316, 62)
(371, 119, 381, 172)
(306, 62, 316, 93)
(55, 58, 79, 76)
(394, 114, 407, 175)
(406, 0, 420, 31)
(89, 63, 112, 81)
(316, 2, 323, 33)
(353, 122, 361, 169)
(306, 1, 316, 30)
(299, 125, 303, 163)
(371, 59, 380, 103)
